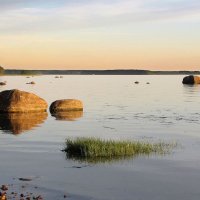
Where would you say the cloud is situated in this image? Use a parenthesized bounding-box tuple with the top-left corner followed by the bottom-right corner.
(0, 0, 200, 34)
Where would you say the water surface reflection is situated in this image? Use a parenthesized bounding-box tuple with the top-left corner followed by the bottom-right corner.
(0, 112, 48, 135)
(51, 111, 83, 121)
(66, 154, 135, 164)
(182, 84, 200, 97)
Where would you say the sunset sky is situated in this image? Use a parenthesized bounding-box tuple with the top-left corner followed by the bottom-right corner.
(0, 0, 200, 70)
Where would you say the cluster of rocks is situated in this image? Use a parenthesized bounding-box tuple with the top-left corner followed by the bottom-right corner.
(0, 89, 83, 134)
(0, 184, 43, 200)
(0, 80, 36, 86)
(0, 183, 68, 200)
(0, 89, 83, 120)
(134, 81, 150, 84)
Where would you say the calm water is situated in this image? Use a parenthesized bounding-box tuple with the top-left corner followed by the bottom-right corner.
(0, 75, 200, 200)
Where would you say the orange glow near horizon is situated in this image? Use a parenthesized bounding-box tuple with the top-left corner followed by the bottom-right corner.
(1, 0, 200, 71)
(1, 35, 200, 71)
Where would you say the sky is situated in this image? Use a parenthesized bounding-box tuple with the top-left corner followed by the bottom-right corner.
(0, 0, 200, 70)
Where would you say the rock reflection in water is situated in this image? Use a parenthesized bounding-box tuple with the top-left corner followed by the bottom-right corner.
(52, 111, 83, 121)
(0, 112, 48, 135)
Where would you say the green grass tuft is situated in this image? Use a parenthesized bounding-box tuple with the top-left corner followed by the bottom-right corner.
(64, 137, 177, 163)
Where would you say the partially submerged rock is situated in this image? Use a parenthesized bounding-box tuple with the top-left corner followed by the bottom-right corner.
(19, 178, 32, 181)
(0, 81, 6, 86)
(0, 89, 48, 113)
(26, 81, 35, 84)
(50, 99, 83, 113)
(182, 75, 200, 84)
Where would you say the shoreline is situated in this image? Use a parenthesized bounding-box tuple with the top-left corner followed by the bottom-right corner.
(1, 69, 200, 76)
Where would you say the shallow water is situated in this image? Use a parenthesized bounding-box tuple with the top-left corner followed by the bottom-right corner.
(0, 75, 200, 200)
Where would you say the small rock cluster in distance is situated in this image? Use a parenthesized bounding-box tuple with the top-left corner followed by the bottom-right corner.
(134, 81, 150, 84)
(26, 81, 35, 85)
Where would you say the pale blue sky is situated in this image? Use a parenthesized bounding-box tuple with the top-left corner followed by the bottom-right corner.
(0, 0, 200, 70)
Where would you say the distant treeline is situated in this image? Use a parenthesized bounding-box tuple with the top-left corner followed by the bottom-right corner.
(3, 69, 200, 75)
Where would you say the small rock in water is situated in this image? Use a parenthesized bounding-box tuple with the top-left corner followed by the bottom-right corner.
(182, 75, 200, 84)
(134, 81, 139, 84)
(50, 99, 83, 113)
(1, 185, 8, 191)
(26, 81, 35, 84)
(146, 82, 150, 84)
(0, 82, 6, 86)
(20, 193, 24, 197)
(19, 178, 33, 181)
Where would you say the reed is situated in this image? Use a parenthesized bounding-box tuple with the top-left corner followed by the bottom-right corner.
(64, 137, 176, 162)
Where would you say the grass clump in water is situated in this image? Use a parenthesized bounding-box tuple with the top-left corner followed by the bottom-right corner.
(64, 137, 176, 163)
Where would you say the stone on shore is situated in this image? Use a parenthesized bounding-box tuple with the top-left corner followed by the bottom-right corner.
(50, 99, 83, 113)
(0, 89, 48, 113)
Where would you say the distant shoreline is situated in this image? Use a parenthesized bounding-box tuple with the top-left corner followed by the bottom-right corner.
(2, 69, 200, 75)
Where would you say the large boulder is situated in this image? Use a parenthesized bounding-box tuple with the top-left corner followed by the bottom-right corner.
(0, 89, 48, 113)
(0, 112, 48, 134)
(182, 75, 200, 84)
(50, 99, 83, 113)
